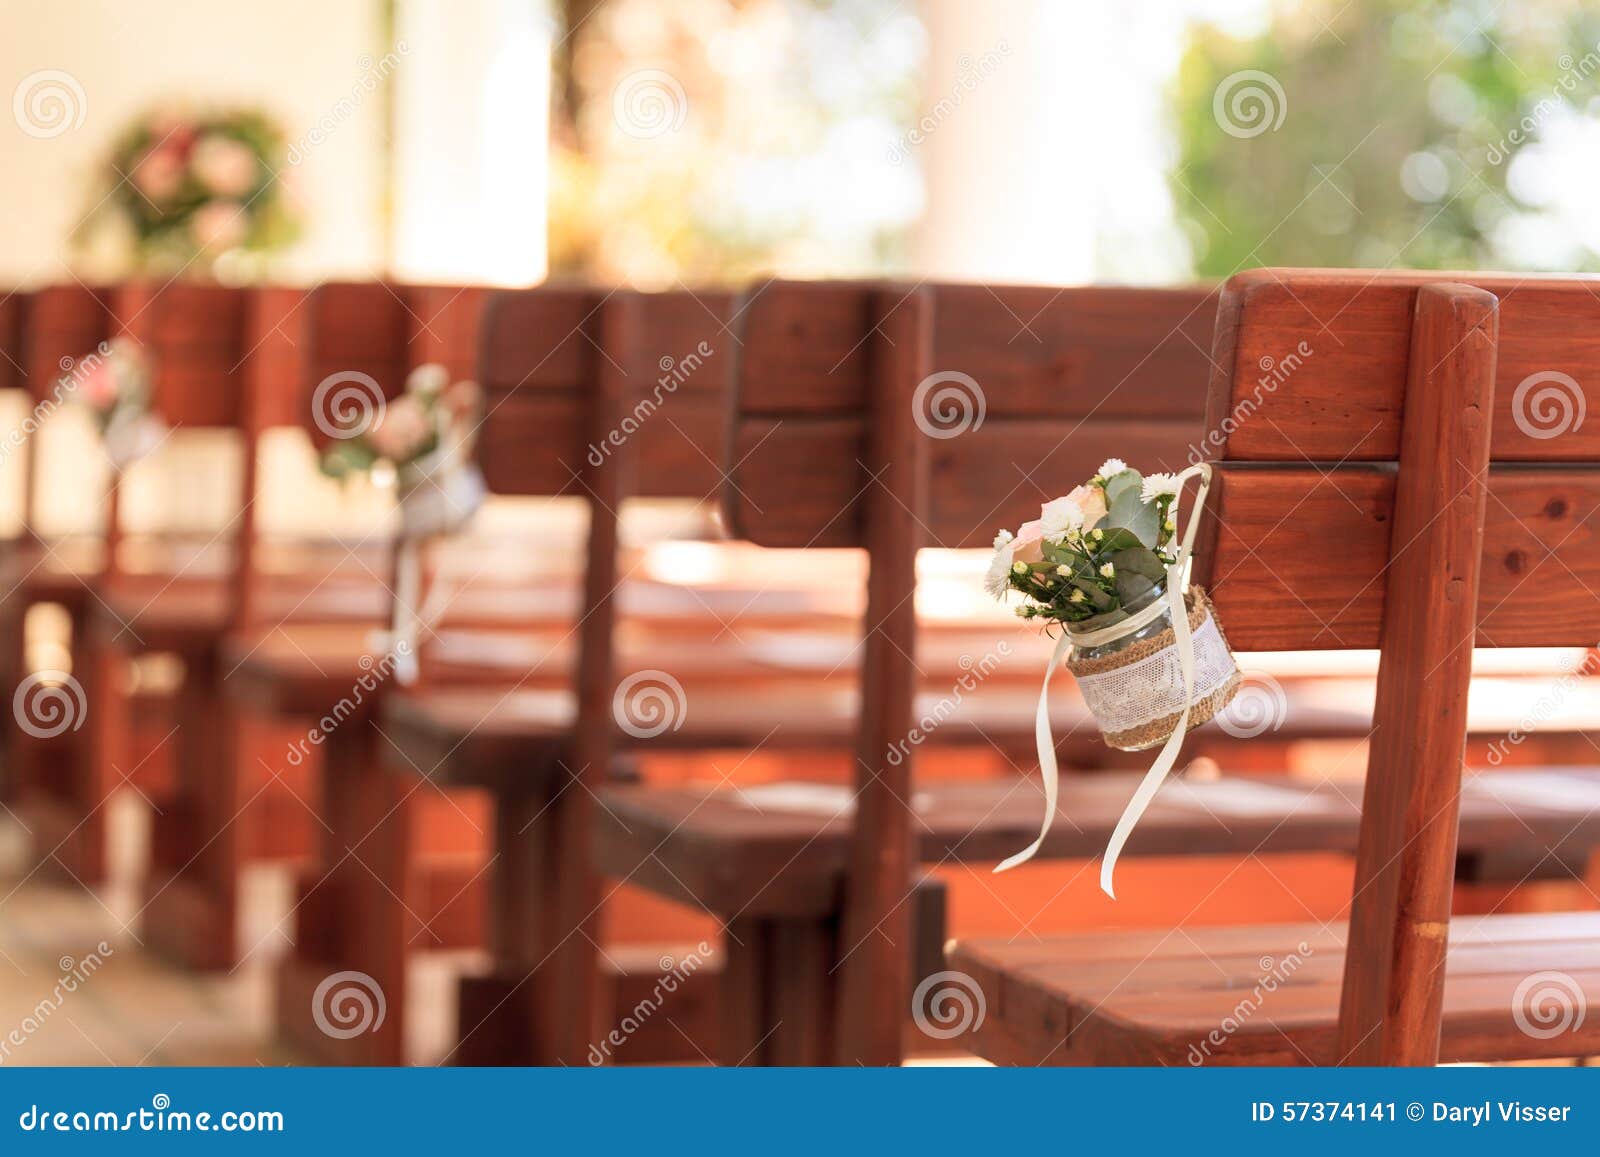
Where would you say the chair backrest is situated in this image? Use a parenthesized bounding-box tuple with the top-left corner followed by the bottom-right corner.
(476, 287, 733, 500)
(1195, 268, 1600, 1066)
(723, 279, 1220, 1064)
(0, 291, 27, 397)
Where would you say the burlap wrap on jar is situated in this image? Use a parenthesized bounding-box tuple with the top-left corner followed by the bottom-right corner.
(1066, 587, 1241, 751)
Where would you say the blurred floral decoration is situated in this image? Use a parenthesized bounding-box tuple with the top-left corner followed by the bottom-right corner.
(1172, 0, 1600, 275)
(75, 107, 300, 278)
(549, 0, 922, 286)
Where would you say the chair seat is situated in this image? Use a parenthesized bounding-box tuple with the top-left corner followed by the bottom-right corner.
(595, 769, 1600, 919)
(948, 911, 1600, 1065)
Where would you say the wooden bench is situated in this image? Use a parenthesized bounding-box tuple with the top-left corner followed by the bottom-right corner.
(949, 269, 1600, 1065)
(139, 281, 502, 969)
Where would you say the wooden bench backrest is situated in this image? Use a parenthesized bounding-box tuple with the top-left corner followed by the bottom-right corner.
(0, 291, 28, 396)
(726, 281, 1219, 549)
(1196, 269, 1600, 650)
(25, 285, 114, 405)
(299, 282, 491, 448)
(1195, 267, 1600, 1067)
(475, 287, 733, 499)
(720, 279, 1220, 1065)
(112, 282, 252, 429)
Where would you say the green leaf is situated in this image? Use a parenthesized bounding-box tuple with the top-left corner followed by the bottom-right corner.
(1093, 526, 1145, 553)
(1106, 484, 1160, 550)
(1103, 469, 1142, 505)
(1108, 547, 1166, 581)
(1114, 570, 1157, 608)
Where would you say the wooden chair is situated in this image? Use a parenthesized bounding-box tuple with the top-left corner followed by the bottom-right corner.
(140, 281, 504, 970)
(598, 278, 1600, 1066)
(948, 269, 1600, 1065)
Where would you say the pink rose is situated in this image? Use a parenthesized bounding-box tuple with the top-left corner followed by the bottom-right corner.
(1010, 519, 1046, 564)
(1065, 483, 1108, 528)
(368, 395, 434, 462)
(191, 201, 246, 251)
(190, 134, 258, 197)
(77, 358, 119, 410)
(134, 145, 185, 201)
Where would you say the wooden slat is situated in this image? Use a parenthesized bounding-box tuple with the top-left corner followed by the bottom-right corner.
(1198, 466, 1600, 649)
(1205, 269, 1600, 461)
(113, 282, 249, 428)
(475, 287, 733, 499)
(0, 291, 28, 394)
(26, 284, 114, 403)
(726, 281, 1220, 546)
(1335, 283, 1498, 1066)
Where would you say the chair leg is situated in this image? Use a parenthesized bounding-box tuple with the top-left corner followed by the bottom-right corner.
(275, 722, 408, 1065)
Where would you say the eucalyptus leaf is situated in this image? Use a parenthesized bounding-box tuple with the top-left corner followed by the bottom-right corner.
(1106, 485, 1160, 549)
(1103, 469, 1142, 505)
(1108, 547, 1166, 581)
(1114, 570, 1156, 608)
(1069, 578, 1113, 609)
(1093, 527, 1145, 553)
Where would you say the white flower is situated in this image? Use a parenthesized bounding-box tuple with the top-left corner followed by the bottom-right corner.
(1099, 457, 1128, 478)
(1039, 495, 1085, 540)
(1012, 561, 1028, 575)
(1055, 565, 1070, 576)
(1070, 588, 1086, 603)
(1099, 563, 1114, 578)
(983, 546, 1012, 599)
(992, 529, 1014, 550)
(1164, 518, 1176, 532)
(1141, 472, 1181, 502)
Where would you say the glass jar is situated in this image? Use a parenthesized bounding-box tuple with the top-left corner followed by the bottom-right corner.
(1072, 581, 1172, 664)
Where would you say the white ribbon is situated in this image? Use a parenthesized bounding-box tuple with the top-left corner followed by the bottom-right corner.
(995, 462, 1213, 897)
